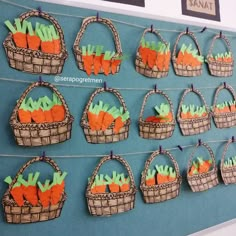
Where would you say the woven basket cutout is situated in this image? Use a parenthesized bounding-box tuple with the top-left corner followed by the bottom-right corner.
(139, 89, 175, 139)
(10, 81, 74, 147)
(172, 31, 203, 77)
(187, 142, 219, 192)
(2, 156, 66, 224)
(135, 28, 170, 78)
(207, 34, 234, 77)
(177, 87, 211, 136)
(140, 149, 182, 204)
(3, 10, 68, 74)
(81, 87, 130, 144)
(212, 84, 236, 128)
(86, 155, 137, 216)
(220, 138, 236, 185)
(73, 16, 122, 75)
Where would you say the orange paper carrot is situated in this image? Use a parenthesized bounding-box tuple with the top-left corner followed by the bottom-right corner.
(37, 180, 51, 207)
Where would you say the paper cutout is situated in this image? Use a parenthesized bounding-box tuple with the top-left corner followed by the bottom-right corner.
(139, 38, 170, 71)
(176, 43, 204, 67)
(207, 52, 233, 64)
(155, 165, 176, 184)
(5, 18, 61, 54)
(188, 157, 212, 176)
(38, 180, 51, 207)
(181, 104, 207, 119)
(145, 169, 156, 186)
(17, 93, 65, 124)
(212, 100, 235, 114)
(81, 44, 125, 76)
(87, 100, 130, 133)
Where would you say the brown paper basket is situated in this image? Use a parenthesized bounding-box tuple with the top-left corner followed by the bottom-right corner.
(139, 89, 175, 139)
(86, 155, 137, 216)
(81, 87, 130, 144)
(140, 149, 182, 204)
(187, 142, 219, 192)
(220, 138, 236, 185)
(135, 28, 170, 78)
(3, 10, 68, 74)
(73, 16, 122, 75)
(177, 87, 211, 136)
(172, 31, 203, 77)
(2, 156, 66, 224)
(10, 81, 74, 146)
(207, 34, 234, 77)
(212, 83, 236, 128)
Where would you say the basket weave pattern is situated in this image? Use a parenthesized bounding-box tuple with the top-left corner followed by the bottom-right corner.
(207, 34, 234, 77)
(221, 139, 236, 185)
(86, 155, 137, 216)
(2, 157, 66, 224)
(139, 89, 175, 139)
(3, 10, 68, 74)
(172, 31, 202, 77)
(81, 88, 130, 144)
(135, 28, 169, 78)
(187, 142, 219, 192)
(73, 16, 122, 75)
(10, 81, 74, 146)
(212, 84, 236, 128)
(140, 149, 182, 204)
(177, 87, 211, 136)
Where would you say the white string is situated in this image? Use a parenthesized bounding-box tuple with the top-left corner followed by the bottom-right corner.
(0, 77, 232, 92)
(1, 0, 236, 37)
(0, 138, 230, 159)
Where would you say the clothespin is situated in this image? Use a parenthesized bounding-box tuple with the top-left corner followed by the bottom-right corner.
(110, 150, 113, 159)
(96, 12, 99, 21)
(154, 84, 157, 93)
(177, 145, 183, 151)
(103, 81, 107, 91)
(200, 26, 207, 33)
(198, 139, 202, 146)
(224, 82, 226, 88)
(38, 76, 43, 84)
(159, 145, 162, 154)
(150, 24, 153, 33)
(232, 136, 235, 143)
(186, 27, 189, 34)
(41, 151, 46, 158)
(37, 6, 42, 15)
(191, 84, 194, 91)
(219, 31, 222, 38)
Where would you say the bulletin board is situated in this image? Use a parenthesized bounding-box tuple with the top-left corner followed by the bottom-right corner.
(1, 0, 236, 236)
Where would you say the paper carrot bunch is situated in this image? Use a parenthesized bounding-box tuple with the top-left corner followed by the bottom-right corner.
(212, 100, 235, 113)
(5, 19, 61, 54)
(223, 156, 236, 168)
(17, 93, 65, 123)
(145, 103, 173, 123)
(145, 169, 156, 186)
(87, 101, 129, 134)
(188, 157, 212, 176)
(207, 52, 233, 64)
(4, 171, 67, 207)
(180, 104, 207, 119)
(155, 165, 177, 184)
(90, 172, 130, 194)
(138, 38, 170, 71)
(176, 44, 204, 67)
(81, 44, 126, 76)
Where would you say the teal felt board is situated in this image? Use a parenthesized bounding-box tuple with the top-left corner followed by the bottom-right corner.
(1, 0, 236, 235)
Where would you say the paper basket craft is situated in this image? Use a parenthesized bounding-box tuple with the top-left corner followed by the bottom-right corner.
(81, 87, 130, 144)
(3, 10, 68, 74)
(212, 83, 236, 128)
(187, 141, 219, 192)
(221, 138, 236, 185)
(73, 16, 123, 76)
(172, 31, 203, 77)
(206, 33, 234, 77)
(2, 156, 67, 224)
(86, 154, 137, 216)
(140, 148, 182, 203)
(177, 87, 211, 136)
(10, 81, 74, 146)
(135, 27, 170, 78)
(139, 89, 175, 139)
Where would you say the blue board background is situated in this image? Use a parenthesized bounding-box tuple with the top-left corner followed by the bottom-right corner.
(1, 1, 236, 236)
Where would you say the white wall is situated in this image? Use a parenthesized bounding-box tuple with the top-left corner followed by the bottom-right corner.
(37, 0, 236, 32)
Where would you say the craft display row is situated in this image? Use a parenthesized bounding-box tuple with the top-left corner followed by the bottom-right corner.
(10, 80, 236, 147)
(3, 10, 234, 77)
(2, 137, 236, 223)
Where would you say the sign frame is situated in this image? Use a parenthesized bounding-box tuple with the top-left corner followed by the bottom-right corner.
(182, 0, 220, 21)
